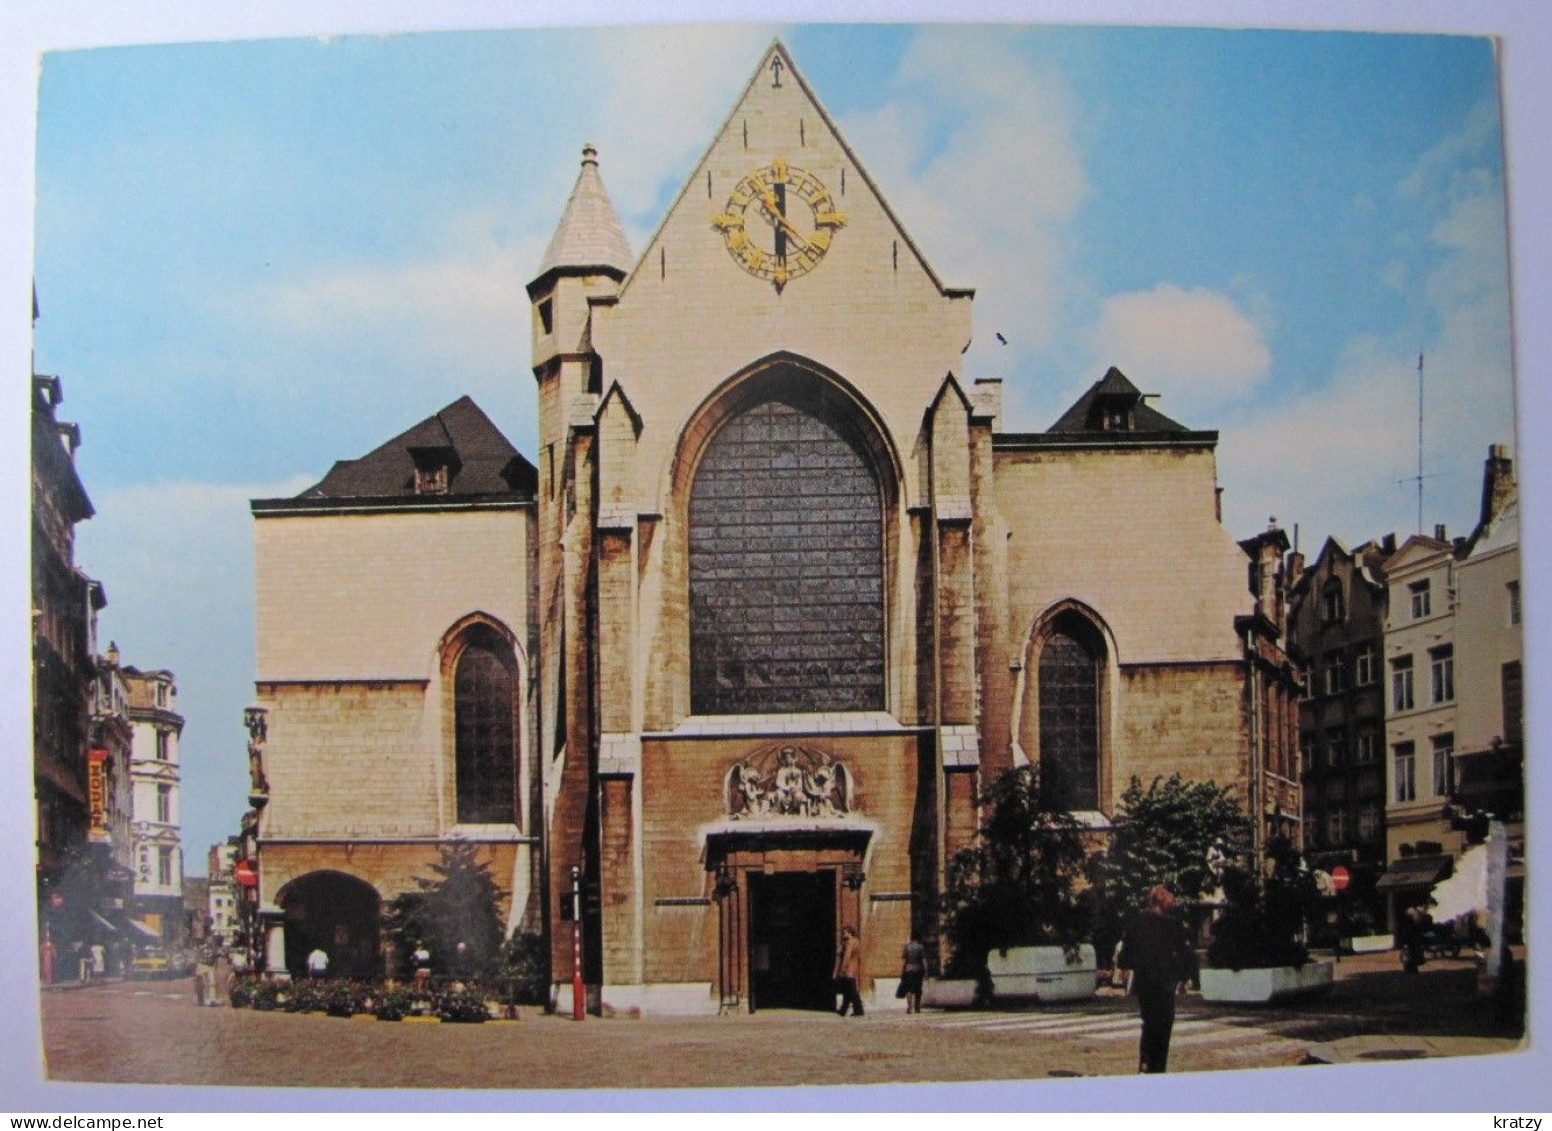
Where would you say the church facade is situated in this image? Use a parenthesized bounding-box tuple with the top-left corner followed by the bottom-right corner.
(249, 42, 1300, 1010)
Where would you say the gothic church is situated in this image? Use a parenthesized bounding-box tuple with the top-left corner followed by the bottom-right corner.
(248, 43, 1299, 1011)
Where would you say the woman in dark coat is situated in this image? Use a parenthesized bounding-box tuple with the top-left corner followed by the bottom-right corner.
(1118, 885, 1196, 1073)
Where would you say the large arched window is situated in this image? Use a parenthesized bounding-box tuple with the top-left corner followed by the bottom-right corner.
(689, 394, 884, 714)
(453, 628, 517, 824)
(1037, 612, 1104, 811)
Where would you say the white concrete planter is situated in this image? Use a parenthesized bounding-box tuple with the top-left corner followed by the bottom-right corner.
(1349, 934, 1394, 954)
(921, 978, 979, 1009)
(985, 945, 1098, 1003)
(1199, 960, 1335, 1004)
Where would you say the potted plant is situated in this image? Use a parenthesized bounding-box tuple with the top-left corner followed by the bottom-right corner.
(1201, 837, 1334, 1004)
(437, 983, 492, 1023)
(939, 766, 1097, 1004)
(284, 980, 328, 1013)
(373, 985, 417, 1021)
(323, 979, 362, 1018)
(250, 979, 282, 1012)
(1089, 774, 1252, 982)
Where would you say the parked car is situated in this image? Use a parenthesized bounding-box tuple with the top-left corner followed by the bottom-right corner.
(129, 945, 194, 979)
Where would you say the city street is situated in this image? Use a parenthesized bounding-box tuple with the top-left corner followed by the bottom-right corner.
(39, 952, 1523, 1092)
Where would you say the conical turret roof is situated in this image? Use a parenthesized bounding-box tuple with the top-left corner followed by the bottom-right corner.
(535, 144, 634, 280)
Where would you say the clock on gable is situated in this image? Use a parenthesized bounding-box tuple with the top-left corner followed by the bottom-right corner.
(713, 156, 847, 291)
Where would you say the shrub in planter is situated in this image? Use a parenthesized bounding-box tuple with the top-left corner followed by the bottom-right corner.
(249, 980, 282, 1012)
(940, 766, 1094, 978)
(1206, 837, 1317, 971)
(373, 986, 417, 1022)
(1088, 774, 1252, 964)
(497, 932, 551, 1006)
(437, 984, 491, 1023)
(323, 980, 363, 1018)
(284, 981, 328, 1013)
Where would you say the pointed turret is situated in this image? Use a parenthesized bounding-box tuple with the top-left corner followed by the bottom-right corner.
(535, 144, 634, 282)
(529, 144, 632, 379)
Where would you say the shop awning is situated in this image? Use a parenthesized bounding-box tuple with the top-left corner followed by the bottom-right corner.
(88, 911, 120, 934)
(1375, 855, 1452, 890)
(123, 918, 160, 940)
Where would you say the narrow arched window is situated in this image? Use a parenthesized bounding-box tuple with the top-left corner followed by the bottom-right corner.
(454, 632, 516, 824)
(689, 394, 884, 714)
(1038, 615, 1102, 811)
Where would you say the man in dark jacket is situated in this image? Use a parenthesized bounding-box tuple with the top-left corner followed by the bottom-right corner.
(1118, 885, 1196, 1073)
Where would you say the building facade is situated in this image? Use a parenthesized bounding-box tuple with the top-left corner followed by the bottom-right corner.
(250, 42, 1303, 1011)
(1288, 535, 1394, 932)
(1378, 528, 1461, 926)
(123, 667, 186, 947)
(528, 44, 1298, 1012)
(206, 842, 241, 943)
(249, 396, 539, 979)
(32, 369, 102, 963)
(1450, 446, 1523, 930)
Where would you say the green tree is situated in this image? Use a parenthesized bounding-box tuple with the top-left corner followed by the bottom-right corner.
(1091, 774, 1252, 958)
(940, 765, 1093, 976)
(386, 843, 507, 979)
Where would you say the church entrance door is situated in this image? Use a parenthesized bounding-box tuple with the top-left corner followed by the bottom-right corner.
(748, 870, 835, 1011)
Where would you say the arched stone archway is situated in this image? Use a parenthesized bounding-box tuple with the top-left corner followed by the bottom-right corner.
(276, 870, 381, 980)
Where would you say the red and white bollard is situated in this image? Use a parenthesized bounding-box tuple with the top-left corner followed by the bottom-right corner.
(571, 866, 585, 1021)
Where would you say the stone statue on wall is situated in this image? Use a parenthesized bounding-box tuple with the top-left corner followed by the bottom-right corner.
(726, 744, 852, 819)
(244, 706, 269, 796)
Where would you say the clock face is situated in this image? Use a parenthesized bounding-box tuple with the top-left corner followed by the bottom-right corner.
(713, 156, 847, 290)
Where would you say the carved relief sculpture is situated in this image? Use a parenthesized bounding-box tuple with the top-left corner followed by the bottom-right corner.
(726, 744, 853, 819)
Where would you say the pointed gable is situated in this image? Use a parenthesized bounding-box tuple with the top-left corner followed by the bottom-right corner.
(536, 144, 634, 281)
(302, 396, 535, 501)
(1048, 367, 1189, 434)
(620, 40, 965, 301)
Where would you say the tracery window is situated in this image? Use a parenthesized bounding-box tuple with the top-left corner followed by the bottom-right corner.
(454, 631, 517, 824)
(689, 396, 884, 714)
(1037, 614, 1103, 811)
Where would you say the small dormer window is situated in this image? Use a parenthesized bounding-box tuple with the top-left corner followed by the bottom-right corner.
(415, 464, 450, 495)
(409, 445, 458, 496)
(1103, 405, 1130, 430)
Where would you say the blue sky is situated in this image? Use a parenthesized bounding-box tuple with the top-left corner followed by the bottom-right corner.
(25, 24, 1516, 885)
(5, 2, 1548, 1116)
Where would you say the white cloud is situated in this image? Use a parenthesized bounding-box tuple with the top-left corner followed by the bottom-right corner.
(842, 26, 1087, 377)
(245, 213, 543, 382)
(583, 25, 777, 222)
(1397, 98, 1500, 202)
(1217, 338, 1417, 546)
(1218, 103, 1515, 549)
(76, 476, 314, 870)
(1085, 284, 1272, 418)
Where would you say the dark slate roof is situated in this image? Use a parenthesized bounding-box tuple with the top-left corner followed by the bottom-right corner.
(1047, 367, 1189, 434)
(300, 396, 536, 501)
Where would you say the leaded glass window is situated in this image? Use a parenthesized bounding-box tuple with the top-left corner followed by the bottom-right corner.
(1038, 619, 1101, 811)
(689, 397, 884, 714)
(455, 636, 517, 823)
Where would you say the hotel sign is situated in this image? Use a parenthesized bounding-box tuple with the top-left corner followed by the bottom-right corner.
(87, 748, 110, 844)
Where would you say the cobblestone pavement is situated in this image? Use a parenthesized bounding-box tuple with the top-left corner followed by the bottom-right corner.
(38, 952, 1523, 1093)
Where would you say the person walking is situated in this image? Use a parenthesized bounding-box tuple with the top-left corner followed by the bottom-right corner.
(411, 941, 431, 988)
(306, 946, 329, 980)
(834, 925, 865, 1017)
(1118, 885, 1195, 1074)
(899, 936, 927, 1014)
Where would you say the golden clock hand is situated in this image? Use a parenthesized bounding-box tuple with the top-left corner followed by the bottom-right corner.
(757, 190, 808, 248)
